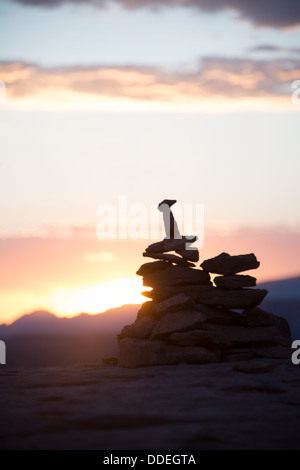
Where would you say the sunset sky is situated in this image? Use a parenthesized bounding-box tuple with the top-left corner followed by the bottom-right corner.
(0, 0, 300, 324)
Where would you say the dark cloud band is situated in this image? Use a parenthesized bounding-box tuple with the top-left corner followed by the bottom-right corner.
(250, 44, 300, 54)
(9, 0, 300, 29)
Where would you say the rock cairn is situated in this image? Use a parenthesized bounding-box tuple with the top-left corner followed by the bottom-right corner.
(117, 202, 291, 368)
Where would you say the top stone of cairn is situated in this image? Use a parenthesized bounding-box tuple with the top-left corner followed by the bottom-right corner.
(200, 252, 260, 275)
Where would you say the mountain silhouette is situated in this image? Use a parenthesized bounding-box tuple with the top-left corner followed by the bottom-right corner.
(1, 277, 299, 367)
(258, 276, 300, 300)
(1, 276, 299, 338)
(0, 304, 139, 337)
(0, 305, 140, 367)
(258, 276, 300, 339)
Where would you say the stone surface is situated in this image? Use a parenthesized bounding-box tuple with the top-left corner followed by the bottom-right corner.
(244, 307, 290, 327)
(168, 330, 210, 347)
(243, 308, 291, 345)
(1, 360, 299, 450)
(118, 338, 168, 367)
(118, 337, 219, 367)
(201, 252, 260, 275)
(175, 248, 199, 262)
(154, 293, 195, 314)
(119, 317, 154, 339)
(214, 274, 256, 289)
(136, 301, 155, 320)
(136, 261, 169, 276)
(221, 349, 255, 362)
(243, 307, 276, 326)
(203, 323, 282, 345)
(150, 310, 207, 340)
(143, 285, 268, 309)
(195, 304, 244, 325)
(158, 199, 177, 208)
(145, 236, 197, 254)
(168, 324, 278, 348)
(102, 357, 118, 366)
(142, 265, 211, 289)
(143, 252, 195, 267)
(169, 325, 282, 349)
(251, 346, 293, 359)
(136, 295, 196, 320)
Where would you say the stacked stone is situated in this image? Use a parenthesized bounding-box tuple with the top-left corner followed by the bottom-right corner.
(118, 244, 291, 368)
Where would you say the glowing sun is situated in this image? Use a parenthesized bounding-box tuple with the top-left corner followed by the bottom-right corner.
(46, 277, 147, 317)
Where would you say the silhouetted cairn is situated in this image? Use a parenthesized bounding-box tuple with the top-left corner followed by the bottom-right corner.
(117, 202, 291, 368)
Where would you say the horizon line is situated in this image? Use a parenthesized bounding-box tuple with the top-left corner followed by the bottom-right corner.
(2, 273, 300, 327)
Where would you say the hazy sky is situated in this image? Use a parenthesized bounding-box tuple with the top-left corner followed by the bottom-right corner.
(0, 0, 300, 323)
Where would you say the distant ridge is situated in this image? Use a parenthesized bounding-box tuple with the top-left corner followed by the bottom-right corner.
(258, 276, 300, 300)
(258, 276, 300, 339)
(1, 279, 299, 367)
(1, 276, 300, 339)
(0, 304, 139, 338)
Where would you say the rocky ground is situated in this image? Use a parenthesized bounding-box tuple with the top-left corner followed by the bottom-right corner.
(1, 358, 300, 450)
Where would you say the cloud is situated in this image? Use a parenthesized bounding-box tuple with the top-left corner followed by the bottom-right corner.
(10, 0, 300, 29)
(250, 44, 300, 55)
(1, 57, 299, 111)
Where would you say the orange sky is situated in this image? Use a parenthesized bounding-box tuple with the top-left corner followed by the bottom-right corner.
(0, 224, 299, 324)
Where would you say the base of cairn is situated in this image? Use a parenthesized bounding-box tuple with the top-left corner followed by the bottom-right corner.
(117, 250, 291, 368)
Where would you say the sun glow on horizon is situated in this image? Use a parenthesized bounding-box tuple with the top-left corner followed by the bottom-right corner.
(0, 278, 148, 325)
(46, 277, 147, 318)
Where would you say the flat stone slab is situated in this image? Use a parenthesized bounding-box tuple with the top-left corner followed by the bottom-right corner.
(154, 294, 196, 315)
(201, 252, 260, 275)
(136, 261, 169, 277)
(145, 236, 197, 254)
(143, 285, 268, 309)
(195, 304, 244, 325)
(150, 310, 207, 340)
(0, 360, 300, 449)
(118, 337, 219, 367)
(242, 307, 291, 343)
(142, 265, 211, 289)
(214, 275, 256, 289)
(143, 252, 195, 267)
(119, 317, 154, 340)
(175, 248, 199, 262)
(168, 324, 279, 348)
